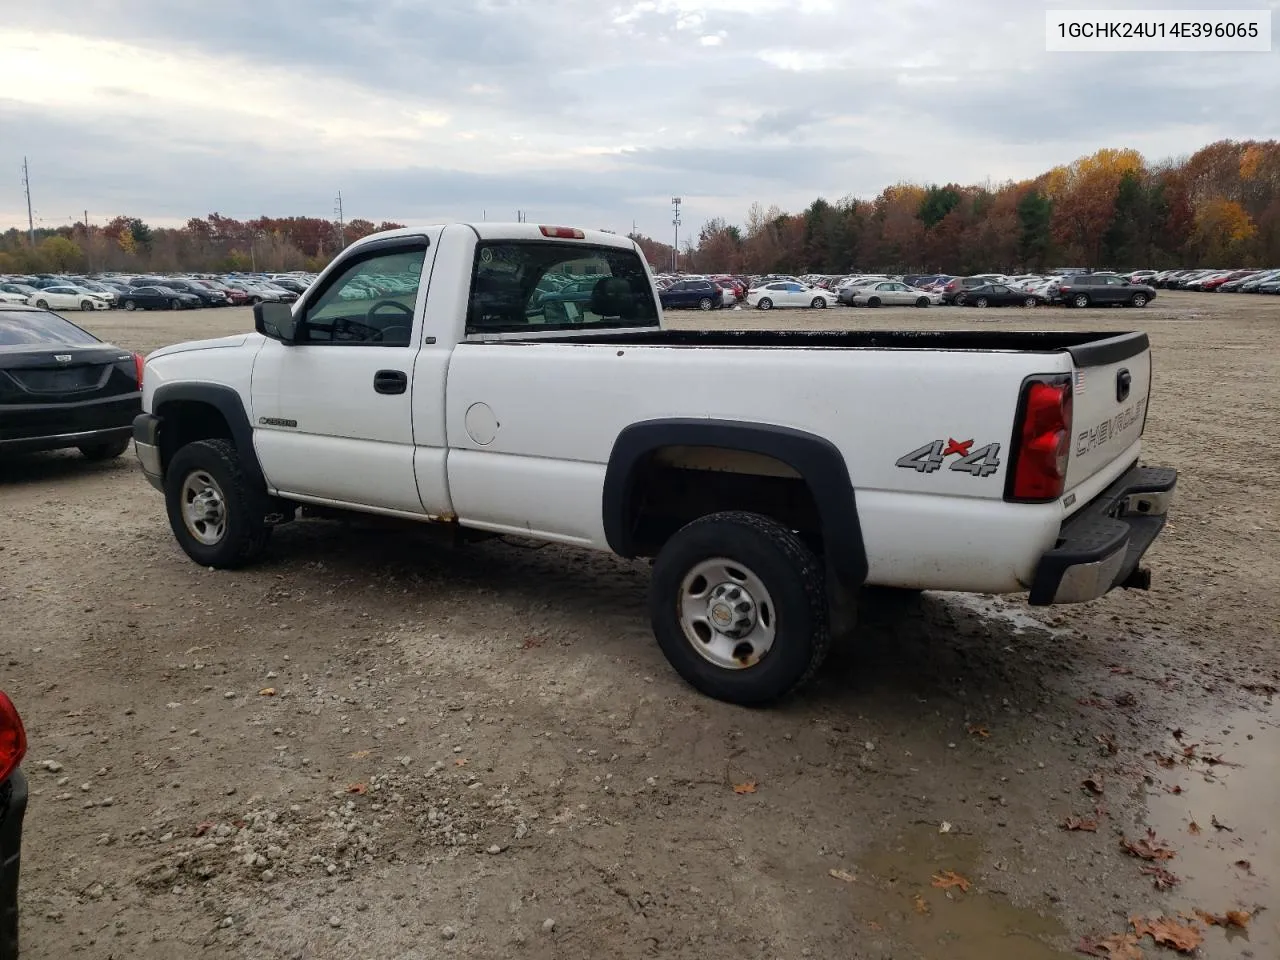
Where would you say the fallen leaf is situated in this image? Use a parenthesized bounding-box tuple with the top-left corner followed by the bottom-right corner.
(349, 750, 371, 759)
(1120, 829, 1176, 862)
(454, 758, 469, 767)
(913, 894, 929, 914)
(867, 921, 883, 932)
(967, 724, 990, 738)
(1130, 915, 1203, 953)
(828, 868, 856, 883)
(1188, 821, 1201, 835)
(1150, 752, 1179, 769)
(1076, 932, 1146, 959)
(193, 821, 217, 837)
(347, 783, 367, 795)
(1062, 816, 1099, 832)
(258, 687, 276, 697)
(1096, 734, 1119, 756)
(1233, 859, 1253, 873)
(1210, 815, 1233, 832)
(520, 636, 545, 649)
(930, 870, 971, 893)
(1202, 753, 1241, 767)
(1082, 774, 1105, 795)
(1195, 909, 1250, 929)
(1139, 865, 1181, 890)
(732, 781, 757, 795)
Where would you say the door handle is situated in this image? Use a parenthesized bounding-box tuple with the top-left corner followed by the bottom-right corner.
(373, 370, 407, 395)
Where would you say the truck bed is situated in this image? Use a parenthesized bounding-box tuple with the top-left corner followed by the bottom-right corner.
(520, 329, 1148, 365)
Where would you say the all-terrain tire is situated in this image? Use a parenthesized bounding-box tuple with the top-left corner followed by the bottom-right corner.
(164, 439, 272, 568)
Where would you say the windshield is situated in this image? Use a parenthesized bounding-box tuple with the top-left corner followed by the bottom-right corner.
(0, 310, 101, 346)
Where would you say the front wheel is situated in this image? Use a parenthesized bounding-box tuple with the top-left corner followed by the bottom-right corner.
(915, 297, 930, 308)
(698, 297, 713, 311)
(973, 297, 989, 308)
(170, 298, 181, 310)
(124, 300, 137, 311)
(757, 298, 773, 310)
(1130, 293, 1148, 307)
(81, 300, 96, 311)
(649, 511, 830, 705)
(1023, 296, 1038, 307)
(35, 299, 48, 309)
(79, 438, 130, 460)
(164, 439, 272, 568)
(810, 297, 826, 309)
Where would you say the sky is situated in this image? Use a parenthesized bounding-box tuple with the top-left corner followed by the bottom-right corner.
(2, 0, 1277, 240)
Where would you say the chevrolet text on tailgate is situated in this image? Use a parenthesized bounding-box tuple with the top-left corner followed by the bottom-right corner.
(132, 224, 1177, 705)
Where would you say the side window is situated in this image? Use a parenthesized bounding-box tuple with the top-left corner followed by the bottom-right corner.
(300, 247, 424, 346)
(466, 241, 659, 333)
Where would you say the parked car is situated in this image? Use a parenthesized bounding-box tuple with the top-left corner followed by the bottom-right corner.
(660, 279, 723, 311)
(0, 304, 143, 458)
(846, 281, 937, 307)
(1239, 270, 1280, 293)
(1258, 278, 1280, 294)
(26, 285, 111, 312)
(954, 284, 1046, 307)
(119, 286, 202, 311)
(939, 276, 995, 304)
(1054, 274, 1155, 308)
(1, 690, 27, 960)
(132, 222, 1176, 706)
(157, 278, 230, 307)
(747, 281, 835, 309)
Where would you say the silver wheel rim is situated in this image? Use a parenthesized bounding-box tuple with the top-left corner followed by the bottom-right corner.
(759, 299, 771, 309)
(1074, 295, 1088, 307)
(181, 470, 228, 545)
(976, 299, 987, 307)
(1025, 297, 1036, 307)
(1133, 295, 1146, 306)
(83, 301, 93, 311)
(699, 298, 712, 310)
(678, 558, 776, 670)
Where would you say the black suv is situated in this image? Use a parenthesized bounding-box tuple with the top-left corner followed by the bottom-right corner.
(1054, 274, 1156, 308)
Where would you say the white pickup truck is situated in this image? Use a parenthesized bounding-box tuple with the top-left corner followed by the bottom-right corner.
(133, 224, 1177, 705)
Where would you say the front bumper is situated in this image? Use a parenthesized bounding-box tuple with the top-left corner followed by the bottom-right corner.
(1, 770, 27, 960)
(133, 413, 163, 491)
(1028, 464, 1177, 605)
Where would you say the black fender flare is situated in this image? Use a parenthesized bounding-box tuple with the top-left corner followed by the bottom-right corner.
(602, 418, 868, 586)
(149, 382, 267, 490)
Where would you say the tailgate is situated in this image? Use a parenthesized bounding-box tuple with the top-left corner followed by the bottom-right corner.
(1063, 333, 1151, 493)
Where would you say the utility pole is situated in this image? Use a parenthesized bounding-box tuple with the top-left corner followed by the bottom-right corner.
(516, 210, 526, 223)
(334, 191, 345, 249)
(22, 157, 35, 248)
(671, 197, 681, 273)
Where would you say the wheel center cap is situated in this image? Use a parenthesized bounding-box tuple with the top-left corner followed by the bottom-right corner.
(706, 582, 756, 638)
(710, 602, 734, 626)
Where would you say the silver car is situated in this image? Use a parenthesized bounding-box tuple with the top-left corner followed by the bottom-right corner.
(848, 281, 938, 308)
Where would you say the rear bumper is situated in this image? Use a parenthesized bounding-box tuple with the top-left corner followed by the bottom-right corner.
(0, 424, 133, 455)
(0, 770, 27, 960)
(133, 413, 163, 491)
(1028, 464, 1177, 605)
(0, 394, 140, 453)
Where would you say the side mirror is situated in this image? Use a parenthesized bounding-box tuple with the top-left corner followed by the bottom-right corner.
(255, 301, 298, 343)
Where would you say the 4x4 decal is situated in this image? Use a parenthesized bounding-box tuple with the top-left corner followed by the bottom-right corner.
(896, 438, 1001, 477)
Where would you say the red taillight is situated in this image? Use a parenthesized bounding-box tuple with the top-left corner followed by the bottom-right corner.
(538, 225, 585, 239)
(134, 352, 145, 391)
(0, 691, 27, 784)
(1007, 376, 1073, 502)
(944, 281, 957, 291)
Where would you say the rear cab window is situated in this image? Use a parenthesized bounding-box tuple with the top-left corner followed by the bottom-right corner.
(467, 241, 659, 334)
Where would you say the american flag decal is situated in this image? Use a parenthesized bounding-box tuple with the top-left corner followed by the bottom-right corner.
(1074, 370, 1085, 395)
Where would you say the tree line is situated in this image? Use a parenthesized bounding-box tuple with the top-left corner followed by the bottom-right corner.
(3, 139, 1277, 277)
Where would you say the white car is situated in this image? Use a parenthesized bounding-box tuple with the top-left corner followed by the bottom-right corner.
(747, 281, 835, 309)
(132, 222, 1177, 707)
(847, 281, 938, 308)
(26, 285, 111, 311)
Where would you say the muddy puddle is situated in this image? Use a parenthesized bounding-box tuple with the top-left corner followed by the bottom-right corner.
(850, 825, 1075, 959)
(1141, 704, 1279, 957)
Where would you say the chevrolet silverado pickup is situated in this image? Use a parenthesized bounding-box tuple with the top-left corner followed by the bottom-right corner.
(132, 224, 1177, 705)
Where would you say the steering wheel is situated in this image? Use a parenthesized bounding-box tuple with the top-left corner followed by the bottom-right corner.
(366, 299, 414, 343)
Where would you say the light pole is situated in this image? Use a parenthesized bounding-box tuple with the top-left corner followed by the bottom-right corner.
(671, 196, 681, 273)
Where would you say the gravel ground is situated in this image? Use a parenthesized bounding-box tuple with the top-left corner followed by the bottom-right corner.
(3, 291, 1277, 959)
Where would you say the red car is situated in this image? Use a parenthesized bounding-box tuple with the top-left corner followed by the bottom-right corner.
(1201, 270, 1258, 291)
(196, 280, 249, 305)
(1, 691, 27, 959)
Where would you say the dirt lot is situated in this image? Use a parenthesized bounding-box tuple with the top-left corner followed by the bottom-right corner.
(3, 291, 1278, 959)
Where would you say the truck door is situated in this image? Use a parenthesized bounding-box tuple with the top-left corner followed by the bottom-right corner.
(250, 235, 439, 514)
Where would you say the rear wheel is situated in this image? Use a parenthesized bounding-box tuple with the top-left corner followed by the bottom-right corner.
(810, 297, 826, 309)
(757, 297, 773, 310)
(1072, 293, 1090, 308)
(867, 296, 881, 308)
(973, 297, 989, 308)
(650, 511, 830, 705)
(698, 297, 713, 310)
(1130, 293, 1148, 307)
(164, 439, 272, 568)
(1023, 296, 1038, 307)
(79, 438, 130, 461)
